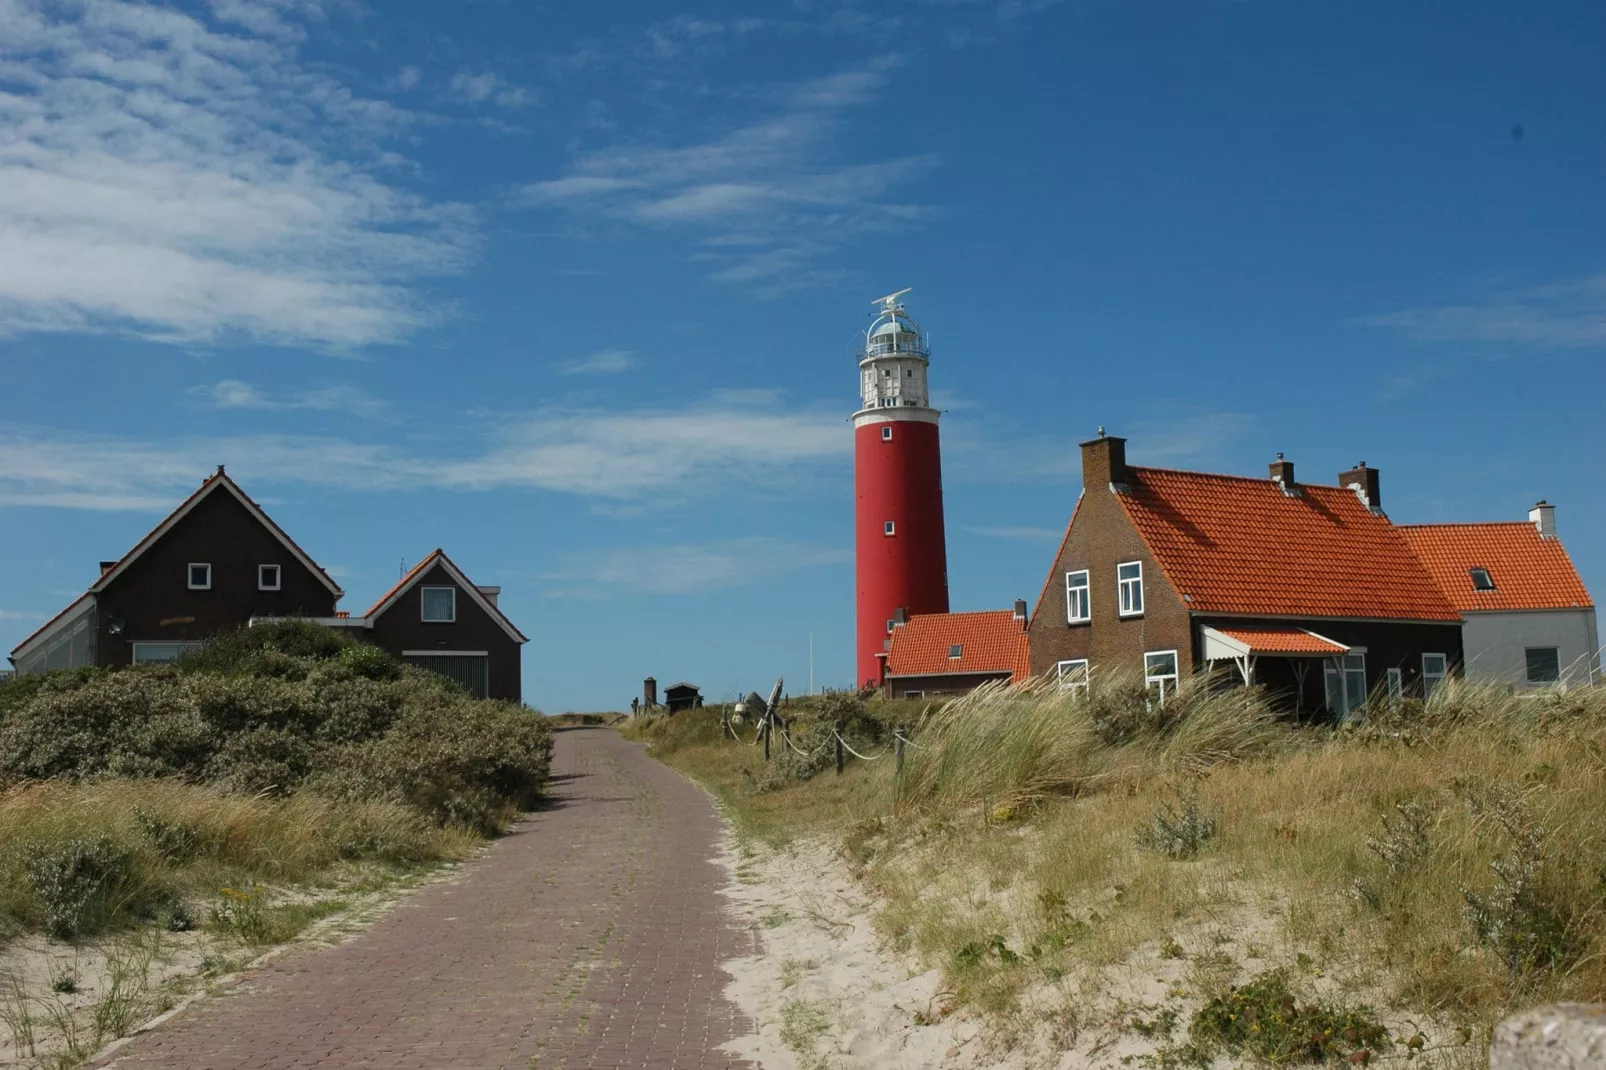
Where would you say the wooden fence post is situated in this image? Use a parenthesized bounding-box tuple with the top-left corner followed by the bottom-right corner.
(762, 710, 771, 762)
(834, 721, 845, 776)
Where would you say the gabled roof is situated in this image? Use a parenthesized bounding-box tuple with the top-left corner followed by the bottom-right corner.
(11, 469, 342, 661)
(365, 549, 528, 644)
(1115, 467, 1460, 622)
(886, 610, 1030, 680)
(1398, 522, 1594, 612)
(92, 469, 343, 599)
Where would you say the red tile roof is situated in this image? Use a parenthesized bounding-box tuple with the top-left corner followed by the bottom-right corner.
(1208, 625, 1349, 655)
(885, 610, 1030, 680)
(1117, 467, 1460, 622)
(1398, 523, 1594, 612)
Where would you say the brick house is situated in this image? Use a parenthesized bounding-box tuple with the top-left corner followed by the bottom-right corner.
(883, 605, 1031, 699)
(8, 467, 343, 673)
(362, 549, 528, 702)
(1400, 507, 1598, 690)
(1027, 435, 1463, 718)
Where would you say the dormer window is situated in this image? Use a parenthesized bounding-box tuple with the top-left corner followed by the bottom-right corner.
(188, 563, 211, 590)
(948, 644, 963, 659)
(258, 564, 281, 591)
(421, 586, 456, 623)
(1470, 567, 1495, 591)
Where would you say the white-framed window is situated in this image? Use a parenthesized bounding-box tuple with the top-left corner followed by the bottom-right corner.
(421, 586, 456, 623)
(1386, 667, 1404, 705)
(904, 690, 924, 699)
(886, 618, 897, 634)
(884, 521, 896, 536)
(1117, 561, 1144, 616)
(131, 641, 203, 664)
(1422, 653, 1448, 699)
(948, 644, 963, 659)
(1057, 659, 1090, 696)
(1144, 650, 1179, 704)
(1325, 654, 1368, 718)
(187, 563, 212, 590)
(1525, 648, 1560, 685)
(881, 425, 893, 441)
(258, 564, 281, 591)
(1065, 570, 1091, 624)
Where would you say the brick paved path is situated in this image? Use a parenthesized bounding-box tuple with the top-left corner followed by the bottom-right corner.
(96, 727, 757, 1070)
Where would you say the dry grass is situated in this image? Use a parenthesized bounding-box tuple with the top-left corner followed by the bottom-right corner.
(635, 677, 1606, 1064)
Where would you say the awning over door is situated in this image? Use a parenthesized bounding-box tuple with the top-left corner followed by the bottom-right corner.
(1200, 625, 1351, 687)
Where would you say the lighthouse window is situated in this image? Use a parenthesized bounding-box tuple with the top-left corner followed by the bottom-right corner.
(881, 426, 893, 441)
(884, 521, 896, 536)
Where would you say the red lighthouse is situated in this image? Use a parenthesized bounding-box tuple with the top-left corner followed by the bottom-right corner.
(855, 289, 950, 687)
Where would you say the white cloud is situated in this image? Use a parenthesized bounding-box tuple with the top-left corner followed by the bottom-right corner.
(558, 349, 635, 375)
(0, 609, 48, 621)
(188, 379, 392, 418)
(541, 538, 850, 596)
(1361, 274, 1606, 349)
(0, 392, 848, 509)
(0, 0, 474, 349)
(962, 525, 1063, 543)
(517, 59, 934, 288)
(447, 70, 533, 108)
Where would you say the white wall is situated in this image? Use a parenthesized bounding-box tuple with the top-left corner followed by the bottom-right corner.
(1462, 609, 1600, 688)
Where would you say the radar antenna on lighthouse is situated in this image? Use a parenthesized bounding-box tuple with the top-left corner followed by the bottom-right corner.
(871, 287, 913, 313)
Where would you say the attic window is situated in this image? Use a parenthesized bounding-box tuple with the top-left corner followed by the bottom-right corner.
(1470, 567, 1495, 591)
(258, 564, 281, 591)
(421, 586, 456, 623)
(948, 644, 963, 659)
(187, 563, 211, 590)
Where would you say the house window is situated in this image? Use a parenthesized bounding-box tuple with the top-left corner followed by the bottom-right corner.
(1470, 567, 1495, 591)
(1117, 561, 1144, 616)
(1324, 654, 1368, 719)
(258, 564, 281, 591)
(904, 690, 924, 699)
(884, 521, 896, 536)
(1422, 653, 1448, 699)
(1065, 570, 1090, 624)
(1057, 659, 1090, 696)
(881, 426, 893, 441)
(131, 642, 202, 664)
(1525, 647, 1560, 685)
(948, 644, 963, 659)
(1386, 667, 1404, 705)
(421, 586, 456, 623)
(1144, 650, 1179, 704)
(187, 563, 211, 590)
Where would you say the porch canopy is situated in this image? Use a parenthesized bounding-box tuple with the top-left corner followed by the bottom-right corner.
(1200, 624, 1350, 686)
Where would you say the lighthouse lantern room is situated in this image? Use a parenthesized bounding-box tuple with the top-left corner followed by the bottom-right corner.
(854, 289, 951, 687)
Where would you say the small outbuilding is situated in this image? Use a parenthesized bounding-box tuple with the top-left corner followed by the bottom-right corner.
(664, 682, 703, 713)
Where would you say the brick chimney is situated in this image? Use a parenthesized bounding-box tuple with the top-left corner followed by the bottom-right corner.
(1081, 429, 1128, 490)
(1529, 500, 1557, 539)
(643, 676, 657, 708)
(476, 585, 501, 607)
(1339, 461, 1382, 514)
(99, 560, 118, 575)
(1013, 599, 1028, 624)
(1268, 453, 1296, 494)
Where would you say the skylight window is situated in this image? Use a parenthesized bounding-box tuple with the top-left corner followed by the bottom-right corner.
(1470, 567, 1495, 591)
(948, 644, 963, 659)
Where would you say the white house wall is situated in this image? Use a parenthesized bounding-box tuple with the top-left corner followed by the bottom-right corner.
(1461, 609, 1600, 688)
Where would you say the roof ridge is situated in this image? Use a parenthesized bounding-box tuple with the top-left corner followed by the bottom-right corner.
(1397, 521, 1535, 530)
(1129, 464, 1350, 491)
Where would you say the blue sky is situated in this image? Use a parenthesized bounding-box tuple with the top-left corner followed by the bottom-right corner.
(1, 0, 1602, 711)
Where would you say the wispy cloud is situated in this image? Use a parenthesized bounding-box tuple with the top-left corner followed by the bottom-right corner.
(962, 525, 1063, 543)
(189, 380, 392, 419)
(0, 609, 48, 622)
(0, 391, 847, 509)
(944, 409, 1254, 484)
(0, 0, 474, 349)
(518, 58, 934, 289)
(1361, 274, 1606, 349)
(558, 349, 635, 375)
(540, 538, 850, 596)
(447, 70, 534, 108)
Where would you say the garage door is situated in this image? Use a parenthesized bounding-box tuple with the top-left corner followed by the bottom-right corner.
(403, 653, 490, 699)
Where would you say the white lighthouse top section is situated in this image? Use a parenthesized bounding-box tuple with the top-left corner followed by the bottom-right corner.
(855, 288, 935, 422)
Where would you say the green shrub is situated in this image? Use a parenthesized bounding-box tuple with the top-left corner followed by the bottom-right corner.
(26, 837, 148, 940)
(336, 644, 402, 681)
(178, 619, 349, 674)
(1190, 970, 1390, 1064)
(1135, 790, 1218, 859)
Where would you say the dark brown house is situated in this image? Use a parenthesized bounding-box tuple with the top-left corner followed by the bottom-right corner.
(363, 549, 527, 702)
(1027, 434, 1464, 719)
(9, 467, 343, 673)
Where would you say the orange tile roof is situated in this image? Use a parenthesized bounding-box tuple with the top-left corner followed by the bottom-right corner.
(1398, 523, 1593, 612)
(885, 610, 1030, 680)
(1208, 625, 1349, 655)
(1117, 467, 1460, 622)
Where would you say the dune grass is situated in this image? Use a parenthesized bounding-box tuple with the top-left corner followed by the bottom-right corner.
(630, 676, 1606, 1065)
